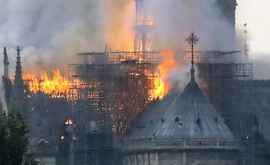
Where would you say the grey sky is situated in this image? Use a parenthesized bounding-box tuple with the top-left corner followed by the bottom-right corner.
(237, 0, 270, 57)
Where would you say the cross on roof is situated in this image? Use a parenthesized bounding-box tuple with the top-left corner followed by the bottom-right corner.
(186, 33, 199, 46)
(186, 33, 199, 65)
(186, 33, 199, 81)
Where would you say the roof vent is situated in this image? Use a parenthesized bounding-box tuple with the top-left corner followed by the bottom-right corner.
(214, 117, 218, 123)
(175, 117, 180, 123)
(196, 117, 201, 126)
(175, 117, 183, 127)
(161, 118, 165, 123)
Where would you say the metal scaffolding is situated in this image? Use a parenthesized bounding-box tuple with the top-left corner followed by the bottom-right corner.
(70, 49, 161, 135)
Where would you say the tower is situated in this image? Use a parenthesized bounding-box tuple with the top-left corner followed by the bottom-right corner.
(3, 47, 9, 79)
(134, 0, 154, 53)
(244, 23, 249, 58)
(14, 46, 24, 105)
(2, 47, 12, 106)
(15, 46, 23, 86)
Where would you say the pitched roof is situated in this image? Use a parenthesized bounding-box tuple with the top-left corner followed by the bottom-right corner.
(128, 78, 234, 140)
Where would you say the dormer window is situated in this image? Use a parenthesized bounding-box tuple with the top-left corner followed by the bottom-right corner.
(174, 117, 180, 123)
(214, 117, 218, 123)
(161, 118, 165, 123)
(196, 117, 201, 126)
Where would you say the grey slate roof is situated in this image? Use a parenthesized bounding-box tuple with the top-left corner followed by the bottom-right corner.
(128, 78, 234, 141)
(128, 91, 175, 139)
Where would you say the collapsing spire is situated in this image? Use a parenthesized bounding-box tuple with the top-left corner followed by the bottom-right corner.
(186, 33, 199, 81)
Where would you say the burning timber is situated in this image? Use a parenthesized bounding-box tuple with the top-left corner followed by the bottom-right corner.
(19, 49, 165, 136)
(72, 50, 163, 134)
(1, 0, 270, 165)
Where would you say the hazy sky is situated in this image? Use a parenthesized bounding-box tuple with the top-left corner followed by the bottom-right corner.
(237, 0, 270, 57)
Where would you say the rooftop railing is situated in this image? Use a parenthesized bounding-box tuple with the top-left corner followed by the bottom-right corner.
(122, 138, 239, 152)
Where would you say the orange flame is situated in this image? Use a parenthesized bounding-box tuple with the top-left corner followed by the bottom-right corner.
(23, 70, 77, 98)
(152, 77, 166, 100)
(152, 50, 177, 99)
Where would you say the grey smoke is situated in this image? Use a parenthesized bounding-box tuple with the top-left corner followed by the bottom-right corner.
(0, 0, 258, 109)
(0, 0, 260, 82)
(0, 0, 107, 112)
(147, 0, 236, 51)
(0, 0, 107, 72)
(144, 0, 239, 85)
(0, 0, 238, 71)
(0, 0, 242, 97)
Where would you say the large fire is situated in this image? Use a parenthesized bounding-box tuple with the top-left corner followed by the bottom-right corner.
(23, 51, 177, 101)
(23, 67, 173, 101)
(150, 50, 177, 100)
(23, 70, 78, 98)
(152, 77, 166, 99)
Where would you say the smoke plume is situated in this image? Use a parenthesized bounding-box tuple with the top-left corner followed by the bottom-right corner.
(0, 0, 243, 79)
(146, 0, 236, 51)
(0, 0, 119, 73)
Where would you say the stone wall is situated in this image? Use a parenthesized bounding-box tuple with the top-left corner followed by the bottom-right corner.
(123, 150, 239, 165)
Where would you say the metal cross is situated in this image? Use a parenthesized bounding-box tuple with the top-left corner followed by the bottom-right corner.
(186, 33, 199, 67)
(186, 33, 199, 81)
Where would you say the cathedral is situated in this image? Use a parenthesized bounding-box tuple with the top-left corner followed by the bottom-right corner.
(123, 68, 239, 165)
(1, 0, 270, 165)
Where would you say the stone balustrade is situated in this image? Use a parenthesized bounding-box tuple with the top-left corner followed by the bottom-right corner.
(122, 138, 239, 153)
